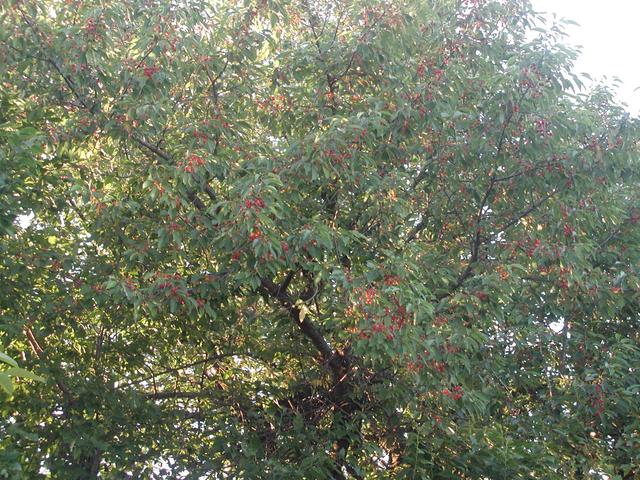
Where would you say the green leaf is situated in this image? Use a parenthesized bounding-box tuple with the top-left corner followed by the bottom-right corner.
(0, 373, 14, 395)
(4, 367, 45, 382)
(0, 351, 18, 368)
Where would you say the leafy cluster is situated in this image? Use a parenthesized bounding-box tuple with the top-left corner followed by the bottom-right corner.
(0, 0, 639, 478)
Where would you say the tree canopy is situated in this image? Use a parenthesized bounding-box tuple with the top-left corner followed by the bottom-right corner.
(1, 0, 639, 478)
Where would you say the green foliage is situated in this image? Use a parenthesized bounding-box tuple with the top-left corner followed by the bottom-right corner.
(0, 351, 44, 397)
(0, 0, 639, 478)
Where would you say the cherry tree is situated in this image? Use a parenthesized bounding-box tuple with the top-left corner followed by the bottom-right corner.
(1, 0, 639, 478)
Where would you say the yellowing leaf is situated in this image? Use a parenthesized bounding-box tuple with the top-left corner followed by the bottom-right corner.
(295, 300, 309, 323)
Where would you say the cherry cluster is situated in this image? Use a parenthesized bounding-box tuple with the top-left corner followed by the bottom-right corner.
(442, 385, 464, 400)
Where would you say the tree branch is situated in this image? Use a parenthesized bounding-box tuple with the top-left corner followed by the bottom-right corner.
(259, 277, 336, 366)
(144, 390, 215, 400)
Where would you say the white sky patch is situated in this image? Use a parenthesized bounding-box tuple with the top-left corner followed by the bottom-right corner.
(17, 212, 34, 229)
(532, 0, 640, 116)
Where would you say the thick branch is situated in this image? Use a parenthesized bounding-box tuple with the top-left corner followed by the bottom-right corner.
(259, 277, 335, 365)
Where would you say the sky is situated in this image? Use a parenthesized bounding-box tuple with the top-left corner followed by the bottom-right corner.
(532, 0, 640, 116)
